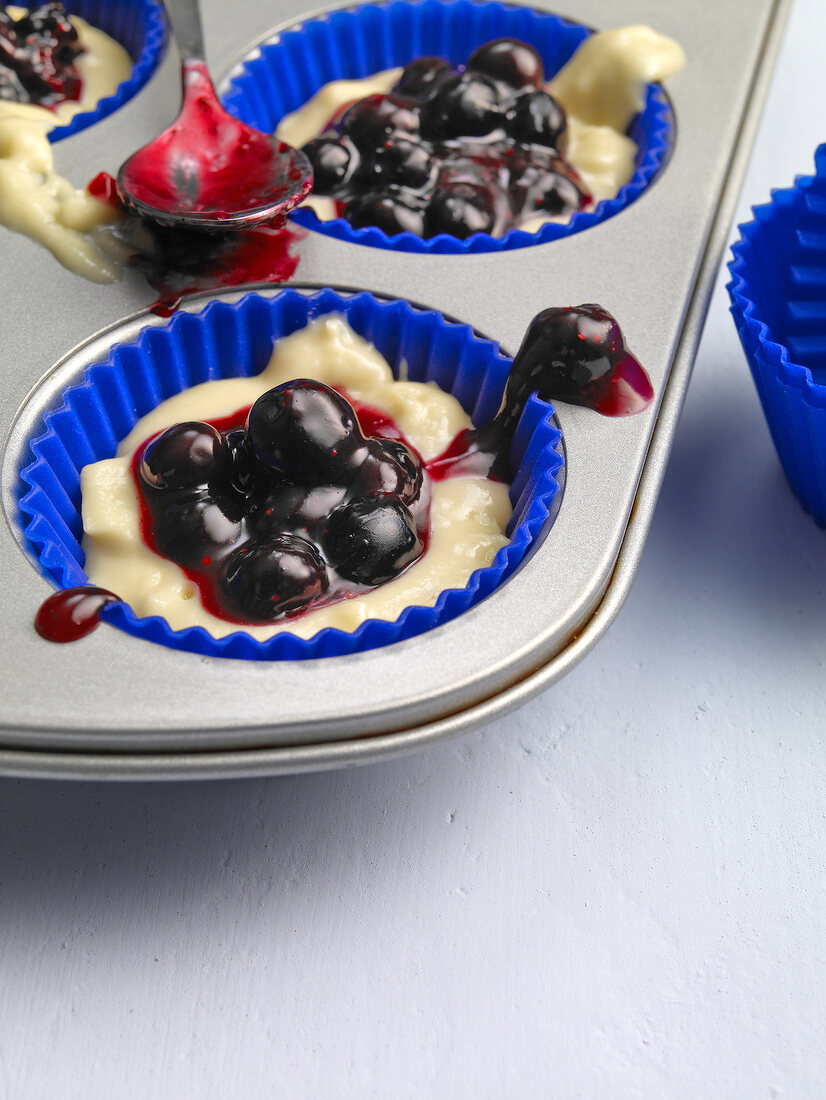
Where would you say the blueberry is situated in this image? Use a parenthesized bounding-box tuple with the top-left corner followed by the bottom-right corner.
(149, 492, 243, 570)
(223, 426, 256, 495)
(372, 139, 434, 191)
(379, 439, 425, 504)
(139, 422, 227, 492)
(24, 4, 76, 43)
(513, 157, 586, 218)
(247, 381, 366, 482)
(393, 56, 452, 100)
(424, 182, 499, 239)
(467, 39, 545, 90)
(248, 483, 347, 539)
(220, 536, 329, 622)
(352, 438, 424, 503)
(344, 194, 426, 237)
(0, 66, 29, 103)
(509, 304, 625, 407)
(325, 496, 423, 586)
(420, 72, 503, 141)
(506, 89, 566, 150)
(302, 135, 355, 194)
(338, 94, 419, 150)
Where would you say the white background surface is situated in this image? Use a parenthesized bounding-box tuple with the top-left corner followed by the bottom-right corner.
(2, 2, 826, 1097)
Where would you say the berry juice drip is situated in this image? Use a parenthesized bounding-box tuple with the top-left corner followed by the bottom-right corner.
(302, 38, 590, 240)
(0, 3, 83, 108)
(35, 586, 119, 643)
(429, 304, 654, 481)
(87, 173, 304, 316)
(132, 386, 430, 626)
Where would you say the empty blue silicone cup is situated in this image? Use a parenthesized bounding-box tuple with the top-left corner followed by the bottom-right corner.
(47, 0, 166, 142)
(222, 0, 675, 254)
(728, 143, 826, 525)
(18, 288, 564, 660)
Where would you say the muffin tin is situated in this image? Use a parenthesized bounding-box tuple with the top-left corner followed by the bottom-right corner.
(0, 0, 791, 779)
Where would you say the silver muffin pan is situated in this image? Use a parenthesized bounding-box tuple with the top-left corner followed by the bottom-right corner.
(0, 0, 790, 779)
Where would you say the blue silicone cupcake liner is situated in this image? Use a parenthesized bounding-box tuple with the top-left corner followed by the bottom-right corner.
(18, 288, 564, 660)
(728, 143, 826, 524)
(222, 0, 674, 255)
(46, 0, 166, 142)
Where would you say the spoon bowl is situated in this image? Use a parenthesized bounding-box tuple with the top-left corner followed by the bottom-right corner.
(117, 4, 312, 231)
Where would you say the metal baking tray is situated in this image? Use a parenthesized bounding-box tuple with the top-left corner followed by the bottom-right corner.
(0, 0, 790, 779)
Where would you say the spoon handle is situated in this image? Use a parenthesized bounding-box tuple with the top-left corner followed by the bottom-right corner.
(163, 0, 206, 65)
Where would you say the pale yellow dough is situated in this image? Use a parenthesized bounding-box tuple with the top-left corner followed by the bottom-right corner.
(0, 8, 132, 280)
(276, 24, 686, 229)
(81, 316, 513, 641)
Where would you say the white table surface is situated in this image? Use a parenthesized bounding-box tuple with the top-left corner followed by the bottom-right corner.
(3, 2, 826, 1097)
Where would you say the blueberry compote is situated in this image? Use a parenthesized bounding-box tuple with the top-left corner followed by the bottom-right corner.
(301, 38, 590, 239)
(134, 383, 428, 625)
(0, 3, 83, 107)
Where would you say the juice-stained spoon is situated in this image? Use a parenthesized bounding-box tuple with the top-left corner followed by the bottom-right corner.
(117, 0, 312, 230)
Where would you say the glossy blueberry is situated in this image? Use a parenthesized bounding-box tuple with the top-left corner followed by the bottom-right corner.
(424, 183, 499, 239)
(467, 38, 545, 90)
(508, 303, 625, 408)
(247, 380, 366, 482)
(223, 426, 256, 495)
(506, 89, 566, 150)
(514, 157, 586, 217)
(352, 438, 424, 503)
(393, 56, 452, 99)
(372, 139, 434, 191)
(248, 483, 347, 540)
(325, 496, 423, 586)
(139, 422, 227, 492)
(379, 439, 425, 504)
(420, 72, 503, 141)
(344, 193, 426, 237)
(302, 135, 355, 193)
(0, 65, 28, 102)
(24, 3, 77, 43)
(150, 492, 243, 571)
(339, 94, 419, 150)
(220, 536, 329, 622)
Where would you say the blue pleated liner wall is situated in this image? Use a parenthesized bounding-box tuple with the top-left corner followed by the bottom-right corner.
(728, 143, 826, 525)
(222, 0, 675, 254)
(47, 0, 166, 141)
(18, 289, 565, 660)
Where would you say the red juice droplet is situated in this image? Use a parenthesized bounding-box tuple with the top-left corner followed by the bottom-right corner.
(589, 353, 655, 417)
(35, 586, 121, 643)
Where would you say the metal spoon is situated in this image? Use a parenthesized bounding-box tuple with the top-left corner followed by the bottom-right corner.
(117, 0, 312, 230)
